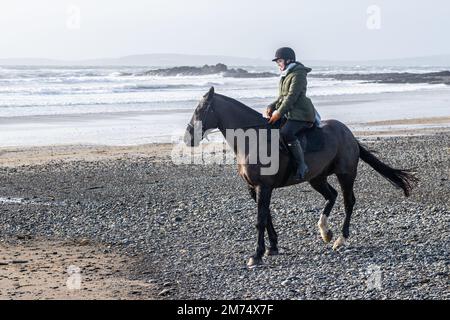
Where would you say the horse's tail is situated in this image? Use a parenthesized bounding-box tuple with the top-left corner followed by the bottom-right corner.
(358, 142, 418, 197)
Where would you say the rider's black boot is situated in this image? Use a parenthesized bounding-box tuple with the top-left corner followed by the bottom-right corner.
(287, 140, 309, 180)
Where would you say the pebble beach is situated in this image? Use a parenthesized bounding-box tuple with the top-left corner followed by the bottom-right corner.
(0, 131, 448, 299)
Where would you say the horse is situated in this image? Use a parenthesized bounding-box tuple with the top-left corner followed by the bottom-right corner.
(184, 87, 418, 268)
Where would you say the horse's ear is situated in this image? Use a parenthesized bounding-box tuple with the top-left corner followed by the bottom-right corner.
(204, 86, 214, 101)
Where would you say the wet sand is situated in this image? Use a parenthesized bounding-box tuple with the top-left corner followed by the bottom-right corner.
(361, 116, 450, 126)
(0, 143, 174, 167)
(0, 239, 157, 300)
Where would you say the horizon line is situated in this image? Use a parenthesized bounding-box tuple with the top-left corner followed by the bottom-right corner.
(1, 52, 450, 63)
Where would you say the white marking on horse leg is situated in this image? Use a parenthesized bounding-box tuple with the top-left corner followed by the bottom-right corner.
(332, 236, 347, 250)
(318, 215, 332, 243)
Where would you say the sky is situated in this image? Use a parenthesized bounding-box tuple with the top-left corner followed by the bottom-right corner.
(1, 0, 450, 61)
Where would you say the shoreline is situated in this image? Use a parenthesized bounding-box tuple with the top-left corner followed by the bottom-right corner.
(1, 87, 450, 147)
(0, 120, 449, 168)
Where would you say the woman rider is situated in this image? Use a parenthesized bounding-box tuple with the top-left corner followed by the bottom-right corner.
(266, 47, 316, 180)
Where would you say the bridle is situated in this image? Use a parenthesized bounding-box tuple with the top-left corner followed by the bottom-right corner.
(187, 96, 221, 140)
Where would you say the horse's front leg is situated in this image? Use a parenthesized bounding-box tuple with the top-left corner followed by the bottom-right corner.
(247, 186, 272, 268)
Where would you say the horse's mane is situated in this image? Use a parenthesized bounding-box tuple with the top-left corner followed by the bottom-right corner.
(214, 93, 268, 127)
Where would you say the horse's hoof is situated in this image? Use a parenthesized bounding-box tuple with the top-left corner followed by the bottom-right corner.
(264, 248, 279, 256)
(247, 256, 263, 268)
(332, 236, 347, 250)
(320, 229, 333, 243)
(324, 230, 333, 243)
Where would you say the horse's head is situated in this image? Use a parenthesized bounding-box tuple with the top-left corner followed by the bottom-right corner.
(184, 86, 219, 147)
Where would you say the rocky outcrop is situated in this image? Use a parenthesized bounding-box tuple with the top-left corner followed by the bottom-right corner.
(311, 70, 450, 85)
(143, 63, 277, 78)
(222, 68, 277, 78)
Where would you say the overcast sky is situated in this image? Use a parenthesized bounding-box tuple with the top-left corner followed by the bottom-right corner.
(1, 0, 449, 61)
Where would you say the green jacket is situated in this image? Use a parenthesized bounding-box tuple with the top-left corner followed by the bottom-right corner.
(269, 62, 315, 122)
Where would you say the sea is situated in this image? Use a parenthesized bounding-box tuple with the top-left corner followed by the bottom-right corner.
(0, 65, 449, 147)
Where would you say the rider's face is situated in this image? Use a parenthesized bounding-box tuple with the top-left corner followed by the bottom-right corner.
(276, 59, 286, 71)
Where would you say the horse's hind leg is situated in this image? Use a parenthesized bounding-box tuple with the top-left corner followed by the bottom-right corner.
(309, 176, 338, 243)
(333, 173, 356, 250)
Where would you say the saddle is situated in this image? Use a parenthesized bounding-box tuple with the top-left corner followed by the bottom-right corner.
(268, 119, 325, 155)
(281, 125, 325, 154)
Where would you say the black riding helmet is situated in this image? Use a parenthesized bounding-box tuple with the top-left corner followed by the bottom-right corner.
(272, 47, 296, 62)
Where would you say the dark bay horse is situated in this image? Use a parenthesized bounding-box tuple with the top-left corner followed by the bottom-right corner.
(184, 87, 418, 268)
